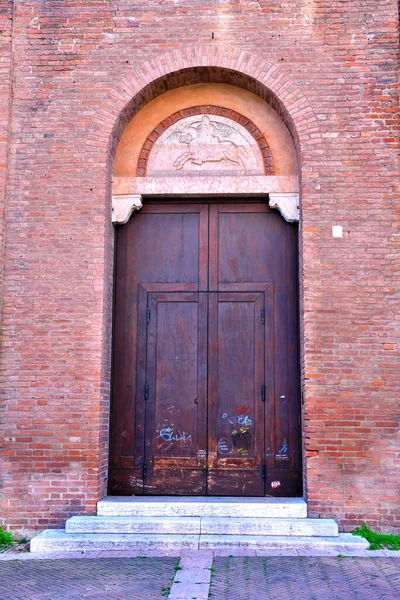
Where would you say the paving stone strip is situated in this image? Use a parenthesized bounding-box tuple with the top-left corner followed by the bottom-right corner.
(168, 551, 213, 600)
(209, 556, 400, 600)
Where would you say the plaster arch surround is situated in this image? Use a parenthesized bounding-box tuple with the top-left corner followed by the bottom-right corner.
(114, 83, 298, 177)
(112, 83, 300, 224)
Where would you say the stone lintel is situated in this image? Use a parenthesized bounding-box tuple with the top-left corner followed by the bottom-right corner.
(112, 175, 299, 197)
(112, 194, 143, 225)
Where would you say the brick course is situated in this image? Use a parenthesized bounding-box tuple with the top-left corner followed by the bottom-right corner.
(0, 1, 398, 536)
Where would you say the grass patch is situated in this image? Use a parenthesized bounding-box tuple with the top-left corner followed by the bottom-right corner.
(0, 527, 13, 547)
(352, 522, 400, 551)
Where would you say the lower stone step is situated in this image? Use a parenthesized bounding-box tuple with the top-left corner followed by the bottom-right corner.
(30, 530, 368, 554)
(66, 515, 338, 537)
(30, 531, 198, 553)
(198, 534, 368, 552)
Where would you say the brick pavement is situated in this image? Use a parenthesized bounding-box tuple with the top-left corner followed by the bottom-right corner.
(1, 553, 400, 599)
(0, 557, 179, 600)
(209, 556, 400, 600)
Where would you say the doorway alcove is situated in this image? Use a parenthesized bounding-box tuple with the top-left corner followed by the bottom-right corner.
(108, 71, 301, 497)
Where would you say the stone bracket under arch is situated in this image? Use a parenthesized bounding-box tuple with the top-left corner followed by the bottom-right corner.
(112, 194, 143, 225)
(268, 193, 299, 223)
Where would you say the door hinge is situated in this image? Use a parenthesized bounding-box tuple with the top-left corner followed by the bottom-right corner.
(146, 308, 151, 323)
(143, 463, 148, 479)
(261, 384, 266, 402)
(145, 382, 149, 401)
(262, 465, 266, 481)
(261, 308, 265, 324)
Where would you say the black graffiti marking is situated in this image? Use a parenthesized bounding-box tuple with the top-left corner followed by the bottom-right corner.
(231, 428, 252, 451)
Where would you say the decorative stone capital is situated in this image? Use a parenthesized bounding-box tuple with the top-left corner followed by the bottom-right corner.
(112, 194, 143, 225)
(269, 193, 299, 223)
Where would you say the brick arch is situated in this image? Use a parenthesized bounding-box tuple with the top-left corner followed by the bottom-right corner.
(86, 45, 324, 181)
(137, 105, 274, 177)
(87, 46, 323, 504)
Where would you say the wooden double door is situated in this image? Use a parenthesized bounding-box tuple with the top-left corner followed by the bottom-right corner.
(110, 201, 301, 496)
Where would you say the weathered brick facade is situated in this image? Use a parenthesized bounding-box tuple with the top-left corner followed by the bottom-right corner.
(0, 1, 399, 536)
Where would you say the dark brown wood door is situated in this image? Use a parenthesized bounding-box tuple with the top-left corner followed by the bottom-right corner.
(143, 290, 208, 494)
(109, 201, 300, 496)
(207, 291, 267, 495)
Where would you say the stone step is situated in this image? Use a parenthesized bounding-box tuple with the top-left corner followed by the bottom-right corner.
(30, 530, 198, 553)
(96, 496, 307, 519)
(30, 530, 368, 554)
(198, 533, 369, 552)
(66, 515, 338, 537)
(202, 517, 338, 537)
(66, 516, 201, 535)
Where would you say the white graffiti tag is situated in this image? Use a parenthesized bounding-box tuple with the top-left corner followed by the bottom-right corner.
(221, 412, 252, 427)
(158, 427, 192, 443)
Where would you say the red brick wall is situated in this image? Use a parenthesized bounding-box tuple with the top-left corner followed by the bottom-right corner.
(0, 1, 14, 319)
(0, 0, 15, 529)
(0, 1, 398, 536)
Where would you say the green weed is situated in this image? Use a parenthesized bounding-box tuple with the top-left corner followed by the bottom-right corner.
(352, 522, 400, 551)
(0, 527, 13, 547)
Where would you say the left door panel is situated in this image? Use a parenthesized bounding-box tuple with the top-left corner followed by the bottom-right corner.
(143, 290, 208, 494)
(109, 203, 208, 494)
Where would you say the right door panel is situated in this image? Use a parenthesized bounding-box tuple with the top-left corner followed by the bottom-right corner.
(207, 291, 267, 496)
(209, 203, 301, 496)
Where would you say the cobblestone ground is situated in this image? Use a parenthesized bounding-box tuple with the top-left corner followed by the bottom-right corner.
(209, 556, 400, 600)
(0, 557, 179, 600)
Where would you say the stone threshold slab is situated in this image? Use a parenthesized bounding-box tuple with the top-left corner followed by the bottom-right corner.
(97, 496, 307, 519)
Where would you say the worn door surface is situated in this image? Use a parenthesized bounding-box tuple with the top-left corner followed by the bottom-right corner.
(109, 201, 300, 496)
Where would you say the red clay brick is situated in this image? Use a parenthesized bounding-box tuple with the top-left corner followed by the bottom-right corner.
(0, 1, 398, 537)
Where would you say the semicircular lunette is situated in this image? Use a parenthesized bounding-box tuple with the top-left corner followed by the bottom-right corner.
(137, 106, 274, 177)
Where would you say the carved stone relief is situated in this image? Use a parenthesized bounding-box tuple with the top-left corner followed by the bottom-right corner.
(146, 114, 265, 177)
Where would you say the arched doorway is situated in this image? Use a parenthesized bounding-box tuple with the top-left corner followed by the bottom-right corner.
(108, 76, 302, 498)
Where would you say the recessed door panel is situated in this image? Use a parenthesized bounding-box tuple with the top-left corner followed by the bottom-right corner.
(109, 204, 208, 494)
(207, 292, 265, 496)
(144, 291, 207, 494)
